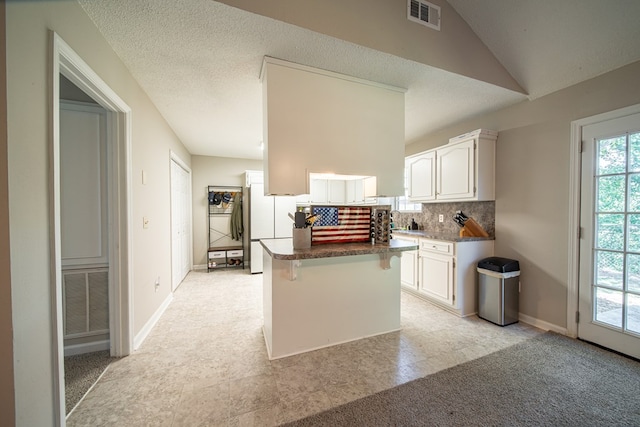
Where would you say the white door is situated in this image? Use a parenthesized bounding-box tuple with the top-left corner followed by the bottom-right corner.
(408, 151, 436, 201)
(171, 158, 191, 291)
(250, 183, 274, 239)
(250, 241, 264, 274)
(59, 102, 108, 268)
(437, 139, 474, 200)
(579, 112, 640, 359)
(310, 179, 328, 204)
(418, 252, 454, 305)
(274, 196, 296, 238)
(396, 237, 418, 289)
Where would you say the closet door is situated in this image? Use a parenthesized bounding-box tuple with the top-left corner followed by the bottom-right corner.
(171, 157, 192, 290)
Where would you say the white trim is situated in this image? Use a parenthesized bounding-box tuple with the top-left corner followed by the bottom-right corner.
(50, 34, 65, 426)
(133, 293, 173, 350)
(260, 56, 407, 93)
(170, 150, 190, 172)
(518, 313, 568, 336)
(51, 31, 134, 426)
(63, 340, 110, 357)
(567, 121, 581, 338)
(567, 103, 640, 339)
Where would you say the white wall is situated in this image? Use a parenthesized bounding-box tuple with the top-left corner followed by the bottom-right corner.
(263, 59, 405, 196)
(6, 1, 190, 423)
(406, 60, 640, 330)
(0, 1, 15, 424)
(219, 0, 523, 94)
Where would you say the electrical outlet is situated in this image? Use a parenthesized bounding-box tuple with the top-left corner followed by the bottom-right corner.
(438, 214, 444, 223)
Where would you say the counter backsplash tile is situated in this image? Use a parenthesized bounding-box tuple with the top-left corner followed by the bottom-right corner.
(393, 201, 495, 237)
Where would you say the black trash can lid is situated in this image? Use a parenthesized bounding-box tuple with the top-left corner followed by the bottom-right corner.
(478, 257, 520, 273)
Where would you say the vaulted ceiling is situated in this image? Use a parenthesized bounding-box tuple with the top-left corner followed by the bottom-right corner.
(78, 0, 640, 160)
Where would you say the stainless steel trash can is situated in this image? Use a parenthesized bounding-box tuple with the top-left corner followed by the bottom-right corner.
(477, 257, 520, 326)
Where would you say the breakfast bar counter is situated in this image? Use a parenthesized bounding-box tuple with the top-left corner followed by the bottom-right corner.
(260, 238, 417, 359)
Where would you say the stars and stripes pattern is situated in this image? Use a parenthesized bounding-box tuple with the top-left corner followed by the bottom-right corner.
(311, 206, 372, 244)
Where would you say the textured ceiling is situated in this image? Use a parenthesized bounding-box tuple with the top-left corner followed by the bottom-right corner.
(78, 0, 640, 160)
(448, 0, 640, 100)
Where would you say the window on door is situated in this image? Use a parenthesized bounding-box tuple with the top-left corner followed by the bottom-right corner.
(592, 131, 640, 333)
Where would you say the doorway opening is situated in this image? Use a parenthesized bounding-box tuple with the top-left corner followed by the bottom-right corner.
(51, 32, 133, 423)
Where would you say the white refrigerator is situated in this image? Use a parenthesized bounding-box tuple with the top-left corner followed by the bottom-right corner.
(245, 182, 296, 273)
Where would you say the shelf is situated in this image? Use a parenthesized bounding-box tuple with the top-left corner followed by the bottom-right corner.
(207, 184, 244, 255)
(207, 246, 244, 271)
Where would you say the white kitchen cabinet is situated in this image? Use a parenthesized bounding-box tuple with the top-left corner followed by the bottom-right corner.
(436, 129, 497, 201)
(363, 176, 378, 204)
(418, 240, 455, 305)
(406, 129, 497, 203)
(407, 150, 436, 202)
(299, 177, 375, 206)
(346, 179, 364, 204)
(296, 193, 311, 205)
(309, 179, 328, 204)
(395, 236, 418, 290)
(328, 180, 346, 204)
(436, 140, 474, 200)
(398, 235, 494, 317)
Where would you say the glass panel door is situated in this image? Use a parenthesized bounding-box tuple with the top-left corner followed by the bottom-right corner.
(579, 114, 640, 359)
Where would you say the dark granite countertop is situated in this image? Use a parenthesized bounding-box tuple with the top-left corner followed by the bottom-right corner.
(392, 229, 495, 242)
(260, 238, 418, 261)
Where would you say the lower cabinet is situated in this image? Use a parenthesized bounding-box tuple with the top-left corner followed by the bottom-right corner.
(395, 236, 418, 289)
(399, 236, 494, 317)
(418, 251, 454, 306)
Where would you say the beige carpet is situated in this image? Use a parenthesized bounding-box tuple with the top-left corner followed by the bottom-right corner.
(64, 350, 115, 414)
(282, 332, 640, 426)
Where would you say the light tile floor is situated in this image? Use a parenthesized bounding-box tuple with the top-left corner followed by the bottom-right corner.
(67, 269, 543, 426)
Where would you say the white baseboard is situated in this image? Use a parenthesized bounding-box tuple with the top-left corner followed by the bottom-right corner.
(64, 339, 110, 357)
(193, 264, 207, 271)
(519, 312, 568, 336)
(133, 292, 173, 350)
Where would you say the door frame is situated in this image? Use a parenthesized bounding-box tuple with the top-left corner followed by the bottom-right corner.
(50, 32, 133, 424)
(170, 151, 192, 291)
(568, 103, 640, 338)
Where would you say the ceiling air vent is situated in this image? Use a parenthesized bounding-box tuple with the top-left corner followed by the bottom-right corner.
(408, 0, 441, 31)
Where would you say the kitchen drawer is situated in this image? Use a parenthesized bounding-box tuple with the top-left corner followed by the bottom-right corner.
(419, 239, 454, 256)
(227, 249, 243, 257)
(208, 250, 226, 259)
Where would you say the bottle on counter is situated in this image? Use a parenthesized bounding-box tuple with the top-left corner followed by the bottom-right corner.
(410, 218, 419, 230)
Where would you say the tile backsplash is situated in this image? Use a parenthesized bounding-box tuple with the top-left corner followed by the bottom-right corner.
(393, 201, 495, 237)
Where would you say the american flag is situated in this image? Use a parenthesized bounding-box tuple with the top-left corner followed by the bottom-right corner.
(311, 206, 371, 244)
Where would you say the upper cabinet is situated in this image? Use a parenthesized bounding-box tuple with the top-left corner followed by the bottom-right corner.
(407, 150, 436, 201)
(346, 179, 364, 204)
(327, 180, 346, 204)
(409, 129, 497, 202)
(436, 139, 475, 200)
(298, 177, 376, 206)
(309, 179, 329, 204)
